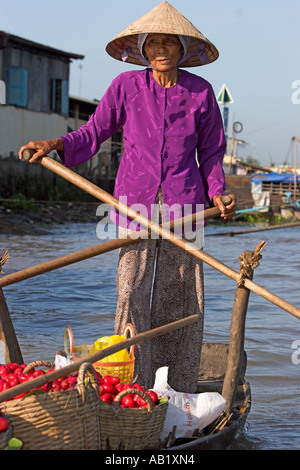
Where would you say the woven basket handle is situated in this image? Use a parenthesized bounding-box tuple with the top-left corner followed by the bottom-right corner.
(113, 388, 153, 413)
(64, 324, 135, 358)
(23, 360, 53, 374)
(76, 362, 100, 404)
(64, 325, 75, 357)
(123, 323, 135, 356)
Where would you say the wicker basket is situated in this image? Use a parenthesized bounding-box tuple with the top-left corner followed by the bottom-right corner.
(99, 388, 168, 450)
(64, 324, 135, 384)
(0, 361, 101, 450)
(0, 414, 12, 450)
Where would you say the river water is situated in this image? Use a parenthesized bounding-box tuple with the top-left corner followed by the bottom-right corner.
(1, 220, 299, 450)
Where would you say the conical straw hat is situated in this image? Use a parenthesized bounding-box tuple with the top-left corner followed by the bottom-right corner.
(105, 1, 219, 67)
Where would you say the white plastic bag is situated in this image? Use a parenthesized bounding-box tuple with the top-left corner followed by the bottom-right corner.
(153, 367, 226, 441)
(54, 354, 73, 369)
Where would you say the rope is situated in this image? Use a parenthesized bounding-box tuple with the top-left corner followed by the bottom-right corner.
(237, 240, 266, 287)
(0, 250, 9, 274)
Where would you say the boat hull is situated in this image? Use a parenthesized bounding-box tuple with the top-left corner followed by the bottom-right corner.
(166, 343, 251, 450)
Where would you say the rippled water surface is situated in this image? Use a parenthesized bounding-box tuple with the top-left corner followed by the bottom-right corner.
(1, 221, 299, 450)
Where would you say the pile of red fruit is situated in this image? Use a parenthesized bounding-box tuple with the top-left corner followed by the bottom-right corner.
(99, 375, 158, 409)
(0, 362, 80, 399)
(0, 362, 158, 411)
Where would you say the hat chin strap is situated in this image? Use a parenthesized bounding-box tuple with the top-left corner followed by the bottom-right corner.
(121, 43, 210, 68)
(122, 47, 150, 66)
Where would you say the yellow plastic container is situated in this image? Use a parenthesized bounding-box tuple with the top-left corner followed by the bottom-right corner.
(64, 324, 135, 384)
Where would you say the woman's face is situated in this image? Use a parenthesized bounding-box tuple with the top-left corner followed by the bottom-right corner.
(143, 34, 183, 71)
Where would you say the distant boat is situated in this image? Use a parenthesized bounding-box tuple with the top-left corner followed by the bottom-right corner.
(250, 171, 300, 218)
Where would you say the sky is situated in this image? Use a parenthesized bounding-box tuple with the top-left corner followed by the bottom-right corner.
(0, 0, 299, 167)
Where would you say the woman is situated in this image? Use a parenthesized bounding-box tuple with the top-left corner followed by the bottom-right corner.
(19, 2, 236, 392)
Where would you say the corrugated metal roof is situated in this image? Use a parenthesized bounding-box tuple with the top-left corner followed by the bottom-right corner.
(0, 30, 84, 60)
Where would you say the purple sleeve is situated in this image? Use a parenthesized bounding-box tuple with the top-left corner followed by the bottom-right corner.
(58, 77, 125, 167)
(197, 85, 227, 205)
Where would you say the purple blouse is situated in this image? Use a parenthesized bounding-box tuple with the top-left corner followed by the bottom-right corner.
(59, 68, 226, 228)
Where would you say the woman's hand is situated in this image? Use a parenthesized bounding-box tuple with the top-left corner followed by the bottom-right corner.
(18, 138, 64, 163)
(213, 193, 237, 223)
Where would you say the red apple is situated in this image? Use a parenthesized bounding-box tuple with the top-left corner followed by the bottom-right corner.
(133, 383, 144, 392)
(1, 382, 11, 392)
(66, 377, 77, 388)
(51, 381, 61, 392)
(133, 394, 148, 408)
(145, 390, 158, 405)
(0, 365, 11, 378)
(61, 379, 70, 390)
(102, 383, 117, 395)
(17, 373, 31, 383)
(32, 370, 46, 378)
(115, 383, 125, 393)
(100, 393, 114, 404)
(6, 374, 20, 387)
(103, 375, 120, 386)
(0, 379, 6, 392)
(120, 395, 138, 408)
(6, 363, 19, 372)
(0, 416, 9, 432)
(40, 383, 51, 392)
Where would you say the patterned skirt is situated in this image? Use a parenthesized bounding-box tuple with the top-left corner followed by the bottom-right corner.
(114, 190, 204, 393)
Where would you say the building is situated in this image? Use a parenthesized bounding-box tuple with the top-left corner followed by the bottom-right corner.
(0, 31, 123, 197)
(0, 30, 84, 158)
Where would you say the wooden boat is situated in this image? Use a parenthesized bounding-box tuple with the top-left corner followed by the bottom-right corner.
(2, 156, 299, 451)
(166, 343, 251, 450)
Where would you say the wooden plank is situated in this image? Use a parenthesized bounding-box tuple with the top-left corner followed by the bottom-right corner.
(0, 287, 23, 363)
(206, 222, 300, 237)
(221, 249, 255, 413)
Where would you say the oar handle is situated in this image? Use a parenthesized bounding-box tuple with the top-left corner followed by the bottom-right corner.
(23, 148, 41, 161)
(220, 195, 232, 206)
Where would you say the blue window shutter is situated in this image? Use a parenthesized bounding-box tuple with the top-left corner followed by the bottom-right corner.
(8, 68, 28, 107)
(51, 79, 57, 111)
(61, 80, 69, 115)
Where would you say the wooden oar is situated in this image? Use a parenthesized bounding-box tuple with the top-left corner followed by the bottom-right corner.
(22, 152, 300, 319)
(0, 198, 230, 289)
(207, 222, 300, 237)
(0, 314, 198, 403)
(0, 288, 23, 363)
